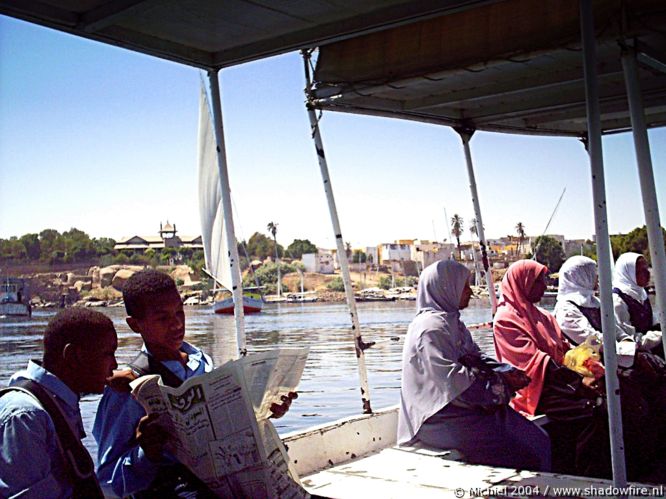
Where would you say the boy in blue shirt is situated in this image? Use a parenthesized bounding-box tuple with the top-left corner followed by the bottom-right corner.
(0, 308, 118, 498)
(94, 269, 294, 497)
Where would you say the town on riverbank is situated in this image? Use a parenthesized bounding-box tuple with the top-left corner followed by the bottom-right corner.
(1, 221, 661, 310)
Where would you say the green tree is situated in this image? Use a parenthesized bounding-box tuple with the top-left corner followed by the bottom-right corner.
(93, 237, 116, 256)
(378, 275, 392, 290)
(113, 252, 130, 265)
(451, 214, 464, 259)
(62, 228, 95, 261)
(469, 218, 479, 238)
(19, 233, 40, 260)
(243, 261, 299, 294)
(326, 276, 345, 292)
(160, 247, 178, 264)
(246, 232, 280, 260)
(532, 235, 566, 272)
(39, 229, 61, 261)
(0, 237, 27, 260)
(286, 239, 317, 259)
(610, 225, 666, 263)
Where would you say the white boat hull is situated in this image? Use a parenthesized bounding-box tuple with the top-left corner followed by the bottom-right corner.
(0, 303, 31, 316)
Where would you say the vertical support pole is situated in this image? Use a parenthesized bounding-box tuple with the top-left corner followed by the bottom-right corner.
(302, 50, 372, 413)
(621, 45, 666, 341)
(207, 69, 246, 357)
(580, 0, 627, 487)
(456, 128, 498, 315)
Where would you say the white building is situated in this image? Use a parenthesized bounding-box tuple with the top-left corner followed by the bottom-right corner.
(410, 240, 455, 269)
(302, 249, 335, 274)
(379, 243, 411, 264)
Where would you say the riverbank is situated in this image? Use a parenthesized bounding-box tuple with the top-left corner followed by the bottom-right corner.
(9, 262, 507, 310)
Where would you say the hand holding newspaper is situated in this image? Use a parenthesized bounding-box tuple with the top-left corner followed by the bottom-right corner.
(130, 348, 310, 498)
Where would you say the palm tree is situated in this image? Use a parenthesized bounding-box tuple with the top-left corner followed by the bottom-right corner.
(469, 217, 485, 238)
(451, 214, 464, 259)
(516, 222, 526, 255)
(267, 221, 281, 297)
(469, 219, 477, 238)
(345, 241, 352, 262)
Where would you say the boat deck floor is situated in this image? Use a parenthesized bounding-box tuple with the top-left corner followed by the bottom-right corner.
(301, 446, 662, 498)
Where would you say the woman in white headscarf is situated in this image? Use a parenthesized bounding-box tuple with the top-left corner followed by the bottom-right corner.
(398, 259, 550, 471)
(555, 256, 633, 365)
(613, 252, 662, 353)
(555, 256, 666, 479)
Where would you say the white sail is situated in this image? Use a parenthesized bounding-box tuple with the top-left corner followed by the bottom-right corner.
(198, 84, 233, 291)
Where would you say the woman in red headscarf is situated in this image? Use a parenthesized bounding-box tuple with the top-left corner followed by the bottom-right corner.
(493, 260, 614, 478)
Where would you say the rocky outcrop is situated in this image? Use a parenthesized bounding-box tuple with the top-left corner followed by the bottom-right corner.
(170, 265, 194, 287)
(111, 269, 136, 291)
(100, 267, 116, 288)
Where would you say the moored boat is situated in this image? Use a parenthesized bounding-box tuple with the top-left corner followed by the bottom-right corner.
(213, 287, 264, 314)
(285, 291, 318, 303)
(0, 277, 31, 317)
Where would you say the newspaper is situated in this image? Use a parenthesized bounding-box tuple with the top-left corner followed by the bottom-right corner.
(130, 348, 310, 498)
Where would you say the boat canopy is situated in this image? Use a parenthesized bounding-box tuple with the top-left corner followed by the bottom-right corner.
(309, 0, 666, 137)
(0, 0, 491, 70)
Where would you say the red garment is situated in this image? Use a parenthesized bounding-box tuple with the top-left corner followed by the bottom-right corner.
(493, 260, 570, 415)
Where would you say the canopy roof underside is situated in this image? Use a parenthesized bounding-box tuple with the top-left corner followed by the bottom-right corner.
(310, 0, 666, 137)
(0, 0, 492, 70)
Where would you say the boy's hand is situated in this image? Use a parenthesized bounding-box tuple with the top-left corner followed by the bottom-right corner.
(106, 368, 138, 393)
(269, 392, 298, 419)
(136, 413, 167, 462)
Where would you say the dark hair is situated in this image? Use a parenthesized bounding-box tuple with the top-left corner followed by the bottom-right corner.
(43, 308, 115, 365)
(122, 269, 178, 318)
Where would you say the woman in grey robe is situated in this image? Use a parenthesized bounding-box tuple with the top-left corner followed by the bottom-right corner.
(397, 259, 551, 471)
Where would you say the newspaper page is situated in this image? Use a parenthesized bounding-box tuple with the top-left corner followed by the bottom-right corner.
(130, 348, 309, 498)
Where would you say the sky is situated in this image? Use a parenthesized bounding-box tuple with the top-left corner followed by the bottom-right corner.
(1, 16, 665, 250)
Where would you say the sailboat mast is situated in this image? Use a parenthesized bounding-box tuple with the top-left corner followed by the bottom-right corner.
(207, 70, 246, 357)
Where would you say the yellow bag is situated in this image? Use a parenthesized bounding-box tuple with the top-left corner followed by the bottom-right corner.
(564, 336, 603, 378)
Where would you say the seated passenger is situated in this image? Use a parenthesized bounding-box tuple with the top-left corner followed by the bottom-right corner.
(398, 259, 550, 472)
(555, 255, 632, 346)
(494, 259, 655, 480)
(0, 308, 118, 498)
(613, 252, 662, 354)
(554, 256, 665, 474)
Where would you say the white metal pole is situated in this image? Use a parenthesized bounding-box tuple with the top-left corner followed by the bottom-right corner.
(207, 69, 247, 357)
(457, 130, 499, 314)
(621, 45, 666, 341)
(302, 50, 372, 413)
(580, 0, 627, 487)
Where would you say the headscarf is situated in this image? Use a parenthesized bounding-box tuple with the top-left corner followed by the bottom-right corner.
(398, 259, 478, 444)
(613, 252, 648, 302)
(557, 256, 599, 308)
(493, 260, 569, 415)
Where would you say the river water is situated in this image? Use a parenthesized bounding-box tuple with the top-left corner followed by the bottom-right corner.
(0, 297, 556, 461)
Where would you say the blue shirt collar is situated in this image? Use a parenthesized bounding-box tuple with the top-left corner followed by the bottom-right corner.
(142, 341, 212, 379)
(10, 360, 80, 412)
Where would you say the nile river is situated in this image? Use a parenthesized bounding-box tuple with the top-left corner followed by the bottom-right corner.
(0, 298, 555, 461)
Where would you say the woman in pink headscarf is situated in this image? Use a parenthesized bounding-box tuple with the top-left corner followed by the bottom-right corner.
(493, 260, 612, 478)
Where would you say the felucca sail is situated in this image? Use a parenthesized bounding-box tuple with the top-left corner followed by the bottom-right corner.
(198, 84, 232, 291)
